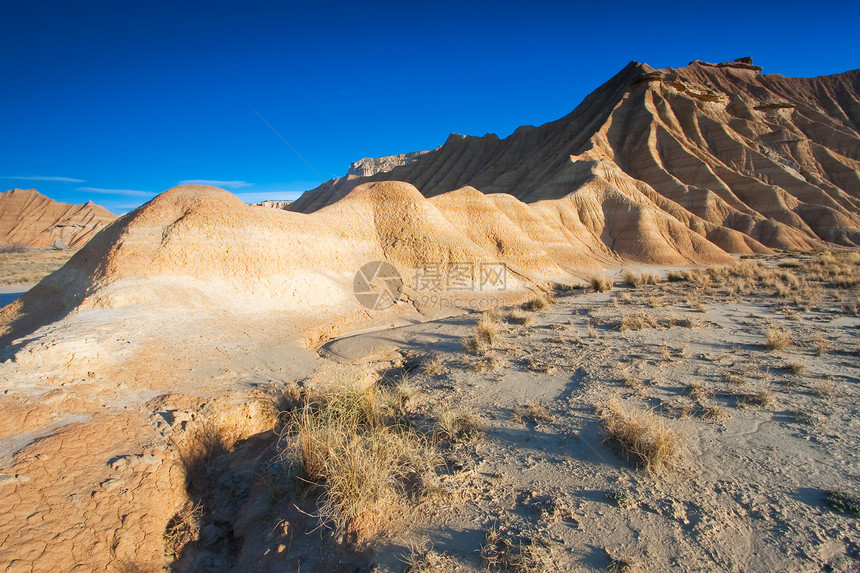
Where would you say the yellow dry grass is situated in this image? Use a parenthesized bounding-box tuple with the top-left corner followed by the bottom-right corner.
(597, 399, 685, 475)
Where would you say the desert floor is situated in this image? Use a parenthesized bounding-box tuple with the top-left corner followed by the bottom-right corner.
(1, 252, 859, 572)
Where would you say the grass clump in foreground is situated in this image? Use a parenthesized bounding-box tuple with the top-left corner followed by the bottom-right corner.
(596, 398, 685, 476)
(282, 377, 438, 540)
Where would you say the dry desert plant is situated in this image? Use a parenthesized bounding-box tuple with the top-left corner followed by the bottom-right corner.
(421, 356, 447, 377)
(523, 292, 552, 311)
(503, 309, 532, 326)
(282, 377, 438, 539)
(481, 524, 555, 572)
(596, 399, 685, 475)
(824, 489, 860, 517)
(0, 242, 33, 254)
(590, 276, 613, 293)
(741, 389, 774, 408)
(435, 408, 482, 443)
(623, 270, 660, 288)
(513, 403, 553, 425)
(619, 310, 659, 332)
(163, 501, 203, 558)
(765, 327, 792, 351)
(400, 540, 449, 572)
(810, 378, 836, 398)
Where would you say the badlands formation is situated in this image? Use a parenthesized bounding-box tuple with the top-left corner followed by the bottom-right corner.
(0, 188, 115, 248)
(0, 59, 858, 572)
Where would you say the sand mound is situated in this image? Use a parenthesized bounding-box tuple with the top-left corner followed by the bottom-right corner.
(291, 59, 860, 251)
(0, 188, 115, 247)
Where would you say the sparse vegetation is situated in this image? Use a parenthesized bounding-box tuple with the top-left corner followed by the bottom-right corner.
(765, 327, 791, 351)
(741, 389, 774, 408)
(163, 501, 203, 558)
(513, 403, 553, 425)
(435, 408, 482, 443)
(619, 310, 659, 332)
(608, 489, 636, 509)
(597, 399, 685, 475)
(282, 377, 438, 538)
(523, 293, 552, 311)
(623, 270, 660, 288)
(421, 356, 446, 377)
(0, 247, 77, 285)
(590, 276, 613, 293)
(503, 309, 532, 326)
(823, 489, 860, 517)
(607, 553, 640, 573)
(481, 524, 554, 572)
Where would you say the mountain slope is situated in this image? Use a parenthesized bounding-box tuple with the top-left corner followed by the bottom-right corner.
(290, 59, 860, 251)
(0, 189, 116, 247)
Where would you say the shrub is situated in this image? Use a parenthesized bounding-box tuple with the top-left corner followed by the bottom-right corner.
(590, 276, 613, 293)
(824, 489, 860, 517)
(765, 327, 791, 351)
(283, 378, 437, 539)
(623, 270, 660, 288)
(596, 399, 685, 475)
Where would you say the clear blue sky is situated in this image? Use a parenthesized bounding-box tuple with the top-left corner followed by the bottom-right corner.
(1, 0, 857, 214)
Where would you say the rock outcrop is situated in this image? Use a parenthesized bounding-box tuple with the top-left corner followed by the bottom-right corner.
(347, 149, 434, 177)
(291, 60, 860, 251)
(0, 189, 116, 248)
(251, 199, 293, 209)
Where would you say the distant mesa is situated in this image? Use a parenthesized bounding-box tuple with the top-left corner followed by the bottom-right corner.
(252, 199, 293, 209)
(347, 149, 436, 177)
(0, 188, 115, 248)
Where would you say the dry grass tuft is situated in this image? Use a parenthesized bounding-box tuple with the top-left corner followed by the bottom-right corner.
(811, 333, 831, 356)
(765, 327, 792, 351)
(811, 379, 836, 398)
(503, 309, 532, 326)
(435, 409, 482, 443)
(421, 356, 446, 377)
(282, 377, 437, 539)
(590, 276, 613, 293)
(480, 524, 554, 571)
(513, 403, 553, 425)
(163, 501, 203, 558)
(741, 389, 774, 409)
(785, 360, 806, 374)
(623, 270, 660, 288)
(619, 311, 659, 332)
(522, 293, 552, 312)
(607, 553, 640, 573)
(596, 399, 685, 476)
(400, 540, 449, 572)
(526, 357, 557, 374)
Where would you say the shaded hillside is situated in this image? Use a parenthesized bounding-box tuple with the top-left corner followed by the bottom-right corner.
(0, 189, 116, 247)
(291, 58, 860, 251)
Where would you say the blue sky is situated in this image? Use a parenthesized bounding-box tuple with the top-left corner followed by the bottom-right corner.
(1, 0, 857, 214)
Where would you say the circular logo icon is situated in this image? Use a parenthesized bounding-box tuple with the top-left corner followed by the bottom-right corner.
(353, 261, 403, 310)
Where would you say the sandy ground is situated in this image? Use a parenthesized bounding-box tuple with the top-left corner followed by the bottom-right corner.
(0, 254, 858, 572)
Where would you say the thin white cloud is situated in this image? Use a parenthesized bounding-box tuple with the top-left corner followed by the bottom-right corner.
(77, 187, 155, 197)
(1, 175, 84, 183)
(179, 180, 252, 189)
